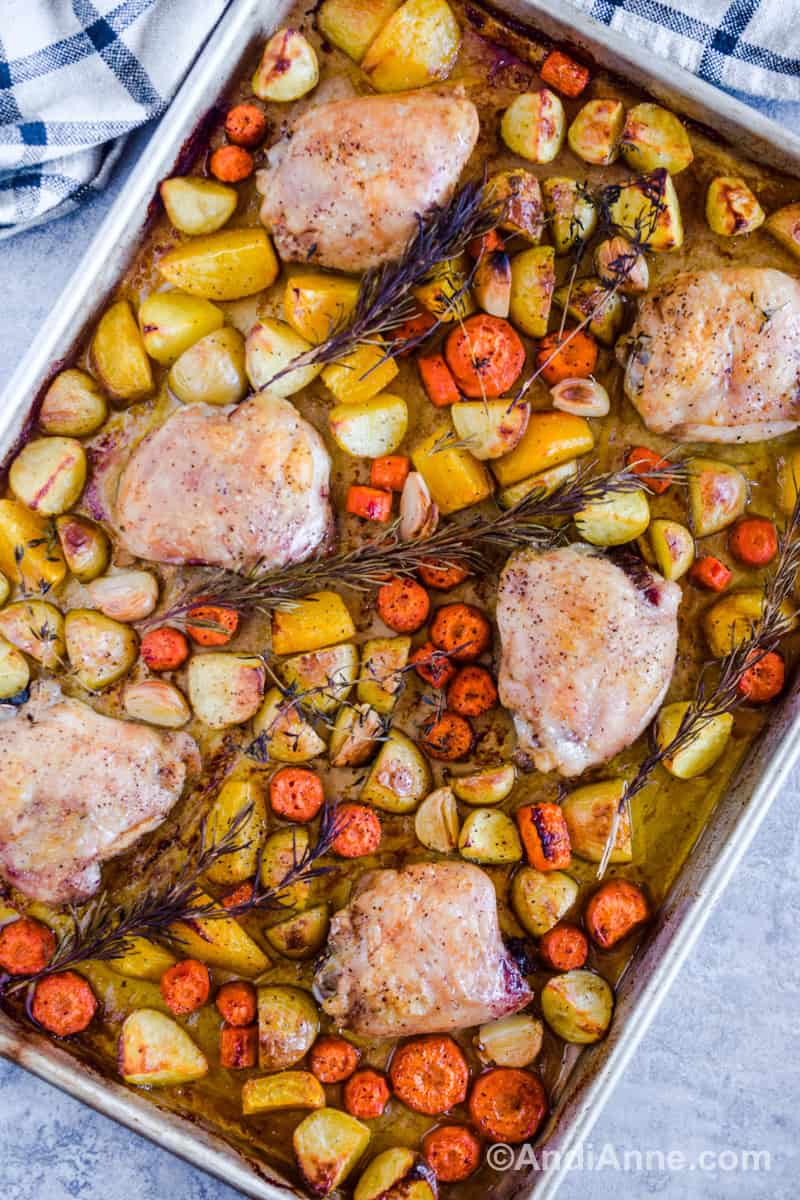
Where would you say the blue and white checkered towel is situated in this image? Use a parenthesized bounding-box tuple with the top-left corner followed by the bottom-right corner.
(0, 0, 228, 240)
(1, 1, 799, 241)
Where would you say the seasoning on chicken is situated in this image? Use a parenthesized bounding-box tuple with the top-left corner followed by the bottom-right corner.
(0, 683, 199, 903)
(496, 546, 680, 777)
(113, 393, 332, 572)
(314, 861, 531, 1037)
(618, 268, 800, 443)
(257, 89, 480, 272)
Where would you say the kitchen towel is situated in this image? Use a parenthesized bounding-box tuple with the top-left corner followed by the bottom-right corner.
(0, 0, 228, 239)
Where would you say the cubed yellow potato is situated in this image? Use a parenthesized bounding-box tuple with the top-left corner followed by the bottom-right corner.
(487, 169, 544, 243)
(648, 518, 694, 581)
(245, 317, 322, 398)
(706, 176, 765, 237)
(329, 393, 408, 457)
(169, 326, 248, 406)
(361, 0, 461, 92)
(0, 636, 31, 700)
(39, 368, 108, 437)
(451, 399, 529, 461)
(329, 702, 384, 767)
(413, 255, 474, 322)
(138, 291, 224, 366)
(91, 299, 154, 404)
(594, 235, 649, 294)
(355, 1148, 435, 1200)
(541, 969, 613, 1044)
(205, 777, 267, 885)
(253, 688, 327, 763)
(160, 176, 238, 236)
(451, 763, 516, 805)
(122, 679, 191, 728)
(187, 653, 266, 728)
(272, 591, 355, 656)
(86, 569, 159, 621)
(258, 986, 319, 1070)
(608, 168, 684, 252)
(243, 1071, 326, 1116)
(280, 642, 359, 715)
(358, 637, 410, 714)
(497, 459, 578, 509)
(0, 500, 66, 590)
(293, 1108, 370, 1196)
(110, 938, 176, 982)
(492, 411, 593, 488)
(622, 102, 694, 174)
(655, 701, 733, 779)
(317, 0, 403, 61)
(322, 343, 399, 405)
(260, 827, 312, 909)
(703, 589, 794, 658)
(158, 228, 279, 301)
(412, 427, 493, 514)
(56, 514, 110, 582)
(576, 488, 650, 546)
(541, 177, 597, 254)
(688, 458, 747, 536)
(511, 866, 578, 937)
(360, 729, 431, 813)
(459, 808, 522, 864)
(171, 891, 269, 975)
(501, 88, 566, 164)
(65, 608, 137, 689)
(561, 779, 632, 863)
(509, 245, 555, 337)
(253, 28, 319, 102)
(765, 202, 800, 260)
(284, 272, 360, 344)
(567, 98, 625, 165)
(0, 600, 65, 670)
(553, 276, 624, 346)
(777, 444, 800, 514)
(119, 1009, 208, 1087)
(266, 904, 329, 959)
(9, 437, 86, 516)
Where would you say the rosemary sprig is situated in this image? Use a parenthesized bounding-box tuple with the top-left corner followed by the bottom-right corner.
(596, 493, 800, 878)
(1, 802, 343, 995)
(149, 461, 683, 626)
(260, 179, 503, 389)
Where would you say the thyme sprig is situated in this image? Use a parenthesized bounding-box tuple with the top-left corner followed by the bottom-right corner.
(596, 492, 800, 878)
(260, 179, 503, 389)
(148, 460, 683, 626)
(0, 802, 343, 995)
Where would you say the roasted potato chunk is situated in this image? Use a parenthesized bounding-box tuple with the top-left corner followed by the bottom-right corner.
(413, 255, 474, 322)
(284, 272, 360, 344)
(607, 168, 684, 252)
(253, 28, 319, 102)
(561, 779, 632, 863)
(205, 777, 267, 885)
(765, 201, 800, 260)
(492, 411, 593, 489)
(56, 514, 110, 583)
(576, 488, 650, 546)
(594, 235, 649, 294)
(512, 866, 578, 937)
(655, 701, 733, 779)
(0, 500, 65, 591)
(138, 291, 223, 366)
(258, 986, 319, 1070)
(705, 176, 765, 237)
(39, 369, 108, 437)
(0, 636, 31, 701)
(171, 891, 269, 974)
(553, 276, 624, 345)
(567, 98, 624, 165)
(541, 969, 614, 1043)
(245, 317, 322, 398)
(688, 458, 747, 536)
(65, 608, 137, 689)
(329, 703, 383, 766)
(476, 1014, 543, 1069)
(86, 569, 159, 621)
(451, 763, 516, 805)
(160, 176, 237, 235)
(412, 427, 493, 514)
(109, 939, 176, 982)
(280, 642, 359, 715)
(509, 246, 555, 337)
(168, 326, 248, 405)
(329, 394, 408, 458)
(120, 1009, 208, 1087)
(487, 169, 544, 243)
(266, 904, 330, 959)
(158, 229, 279, 301)
(187, 653, 266, 728)
(621, 102, 693, 174)
(451, 399, 530, 461)
(361, 0, 461, 92)
(459, 808, 522, 864)
(9, 437, 86, 516)
(0, 600, 65, 670)
(122, 679, 191, 728)
(243, 1071, 326, 1115)
(648, 519, 695, 581)
(317, 0, 403, 61)
(358, 637, 411, 714)
(354, 1148, 436, 1200)
(360, 729, 431, 812)
(260, 827, 312, 909)
(321, 343, 399, 405)
(91, 300, 154, 404)
(501, 88, 565, 163)
(541, 177, 597, 254)
(272, 592, 356, 656)
(293, 1107, 370, 1196)
(253, 687, 326, 762)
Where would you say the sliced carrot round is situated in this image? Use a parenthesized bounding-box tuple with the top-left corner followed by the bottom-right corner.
(222, 881, 254, 910)
(469, 1067, 547, 1142)
(0, 917, 56, 976)
(625, 446, 672, 495)
(539, 924, 588, 971)
(429, 603, 491, 661)
(737, 649, 785, 704)
(269, 767, 325, 822)
(421, 711, 474, 761)
(447, 665, 498, 717)
(389, 1035, 469, 1115)
(31, 971, 97, 1037)
(331, 803, 382, 858)
(536, 328, 597, 386)
(343, 1069, 390, 1119)
(585, 879, 650, 950)
(160, 958, 211, 1015)
(423, 1125, 482, 1182)
(411, 641, 458, 689)
(377, 577, 430, 633)
(728, 517, 778, 566)
(224, 103, 267, 147)
(445, 315, 525, 398)
(186, 603, 239, 646)
(140, 627, 189, 671)
(309, 1035, 361, 1083)
(209, 144, 253, 182)
(215, 980, 257, 1027)
(418, 561, 470, 591)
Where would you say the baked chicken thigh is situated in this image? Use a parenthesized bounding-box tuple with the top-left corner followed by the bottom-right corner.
(314, 861, 531, 1037)
(114, 393, 332, 572)
(257, 89, 480, 272)
(497, 546, 680, 777)
(618, 268, 800, 442)
(0, 684, 199, 903)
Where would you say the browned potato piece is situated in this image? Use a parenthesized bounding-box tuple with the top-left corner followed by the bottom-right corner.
(39, 369, 108, 437)
(487, 169, 544, 243)
(168, 326, 248, 406)
(361, 0, 461, 92)
(252, 28, 319, 102)
(541, 177, 597, 254)
(0, 500, 66, 590)
(137, 292, 224, 366)
(567, 98, 625, 165)
(553, 277, 624, 346)
(594, 235, 649, 294)
(765, 202, 800, 260)
(158, 229, 279, 301)
(65, 609, 138, 690)
(317, 0, 402, 61)
(621, 102, 693, 174)
(56, 514, 110, 582)
(501, 88, 565, 164)
(91, 300, 154, 404)
(9, 437, 87, 516)
(705, 176, 765, 237)
(160, 177, 237, 236)
(607, 168, 683, 252)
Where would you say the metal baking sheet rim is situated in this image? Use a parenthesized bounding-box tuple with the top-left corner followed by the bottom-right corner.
(1, 1, 799, 1197)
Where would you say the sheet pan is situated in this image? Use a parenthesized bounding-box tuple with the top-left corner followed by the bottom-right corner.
(1, 1, 799, 1196)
